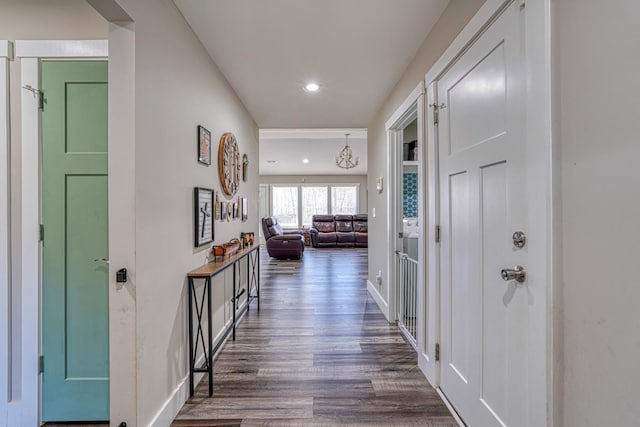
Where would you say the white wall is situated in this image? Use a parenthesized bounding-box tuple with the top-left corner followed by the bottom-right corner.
(259, 174, 368, 214)
(556, 0, 640, 425)
(366, 0, 485, 311)
(113, 0, 259, 425)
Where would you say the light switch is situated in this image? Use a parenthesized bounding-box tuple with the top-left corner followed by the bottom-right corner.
(372, 208, 376, 218)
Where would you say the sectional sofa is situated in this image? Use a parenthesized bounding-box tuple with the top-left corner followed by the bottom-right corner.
(309, 214, 368, 248)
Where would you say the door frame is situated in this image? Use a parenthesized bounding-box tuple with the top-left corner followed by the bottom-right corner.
(384, 81, 438, 385)
(0, 40, 12, 427)
(424, 0, 553, 425)
(14, 40, 107, 426)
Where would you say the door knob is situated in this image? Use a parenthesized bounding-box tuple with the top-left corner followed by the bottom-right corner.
(501, 265, 526, 283)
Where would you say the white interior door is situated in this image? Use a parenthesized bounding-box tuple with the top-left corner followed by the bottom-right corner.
(437, 1, 528, 426)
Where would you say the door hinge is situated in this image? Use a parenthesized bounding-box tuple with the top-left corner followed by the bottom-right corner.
(435, 343, 440, 361)
(39, 355, 44, 373)
(435, 225, 441, 243)
(39, 224, 44, 243)
(429, 103, 446, 125)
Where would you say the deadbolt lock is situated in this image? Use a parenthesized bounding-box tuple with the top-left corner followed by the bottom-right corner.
(512, 231, 526, 248)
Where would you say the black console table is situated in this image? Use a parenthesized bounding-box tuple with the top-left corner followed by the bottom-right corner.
(186, 244, 259, 397)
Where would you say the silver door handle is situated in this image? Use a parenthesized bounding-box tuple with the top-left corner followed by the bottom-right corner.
(94, 257, 109, 264)
(501, 265, 526, 283)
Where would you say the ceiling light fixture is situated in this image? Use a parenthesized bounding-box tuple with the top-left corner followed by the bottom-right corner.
(304, 82, 319, 92)
(302, 158, 309, 164)
(336, 133, 359, 170)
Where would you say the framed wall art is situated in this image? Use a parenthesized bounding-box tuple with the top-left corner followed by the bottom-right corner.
(194, 187, 214, 247)
(198, 125, 211, 165)
(220, 200, 227, 222)
(241, 197, 248, 222)
(218, 132, 241, 196)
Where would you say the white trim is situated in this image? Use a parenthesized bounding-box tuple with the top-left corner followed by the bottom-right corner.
(14, 40, 108, 58)
(385, 82, 424, 131)
(147, 317, 232, 427)
(366, 280, 389, 321)
(259, 128, 367, 140)
(0, 42, 11, 427)
(424, 0, 552, 424)
(425, 82, 441, 388)
(436, 388, 466, 427)
(0, 40, 13, 59)
(19, 57, 41, 427)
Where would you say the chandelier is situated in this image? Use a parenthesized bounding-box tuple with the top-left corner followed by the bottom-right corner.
(335, 133, 359, 170)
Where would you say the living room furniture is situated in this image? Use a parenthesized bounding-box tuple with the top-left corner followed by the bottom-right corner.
(261, 216, 305, 259)
(310, 214, 368, 248)
(186, 244, 259, 397)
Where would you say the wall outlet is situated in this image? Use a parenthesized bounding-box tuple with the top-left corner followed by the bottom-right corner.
(376, 270, 382, 286)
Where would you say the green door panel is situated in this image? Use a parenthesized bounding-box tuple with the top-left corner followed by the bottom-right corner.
(42, 61, 109, 421)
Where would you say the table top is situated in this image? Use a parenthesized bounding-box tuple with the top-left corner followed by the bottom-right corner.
(188, 244, 260, 278)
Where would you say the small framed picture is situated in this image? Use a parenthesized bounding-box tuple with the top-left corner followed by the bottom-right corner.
(227, 202, 232, 221)
(197, 125, 211, 165)
(214, 192, 221, 220)
(220, 200, 227, 222)
(241, 197, 248, 222)
(194, 187, 214, 247)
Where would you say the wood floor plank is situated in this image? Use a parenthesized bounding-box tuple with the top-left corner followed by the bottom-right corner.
(172, 248, 455, 425)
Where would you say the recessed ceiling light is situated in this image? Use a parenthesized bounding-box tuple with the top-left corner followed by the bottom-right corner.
(302, 158, 309, 164)
(304, 82, 319, 92)
(266, 160, 277, 164)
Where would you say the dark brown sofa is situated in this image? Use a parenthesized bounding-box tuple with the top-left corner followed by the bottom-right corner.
(309, 214, 367, 248)
(261, 216, 305, 259)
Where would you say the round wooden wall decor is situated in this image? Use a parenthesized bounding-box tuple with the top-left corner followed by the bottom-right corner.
(218, 132, 241, 196)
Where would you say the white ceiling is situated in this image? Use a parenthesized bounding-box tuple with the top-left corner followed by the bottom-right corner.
(259, 129, 367, 175)
(174, 0, 450, 128)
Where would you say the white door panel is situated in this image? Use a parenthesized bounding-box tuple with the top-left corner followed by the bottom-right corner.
(438, 1, 527, 426)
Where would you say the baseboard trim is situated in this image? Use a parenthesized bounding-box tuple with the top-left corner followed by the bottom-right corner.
(436, 387, 466, 427)
(146, 319, 233, 427)
(367, 280, 389, 321)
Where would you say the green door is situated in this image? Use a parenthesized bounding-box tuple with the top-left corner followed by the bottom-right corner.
(42, 61, 109, 421)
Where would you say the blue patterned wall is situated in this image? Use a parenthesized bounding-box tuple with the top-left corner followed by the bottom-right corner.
(403, 173, 418, 217)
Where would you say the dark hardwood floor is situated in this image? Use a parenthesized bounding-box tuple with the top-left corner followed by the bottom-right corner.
(173, 247, 456, 426)
(42, 248, 452, 426)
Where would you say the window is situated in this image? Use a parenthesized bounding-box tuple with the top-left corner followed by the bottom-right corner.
(331, 186, 358, 215)
(301, 186, 328, 226)
(268, 184, 359, 228)
(271, 186, 298, 227)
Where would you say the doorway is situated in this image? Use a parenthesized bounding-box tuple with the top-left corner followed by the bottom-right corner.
(41, 60, 109, 421)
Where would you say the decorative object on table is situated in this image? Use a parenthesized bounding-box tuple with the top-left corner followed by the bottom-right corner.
(241, 197, 248, 221)
(240, 232, 255, 248)
(242, 154, 249, 182)
(194, 187, 214, 247)
(214, 192, 221, 220)
(218, 132, 241, 196)
(226, 202, 232, 221)
(220, 200, 227, 222)
(197, 125, 211, 166)
(210, 238, 241, 260)
(335, 133, 359, 170)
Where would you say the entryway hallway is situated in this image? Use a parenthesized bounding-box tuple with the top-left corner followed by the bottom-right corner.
(172, 248, 455, 426)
